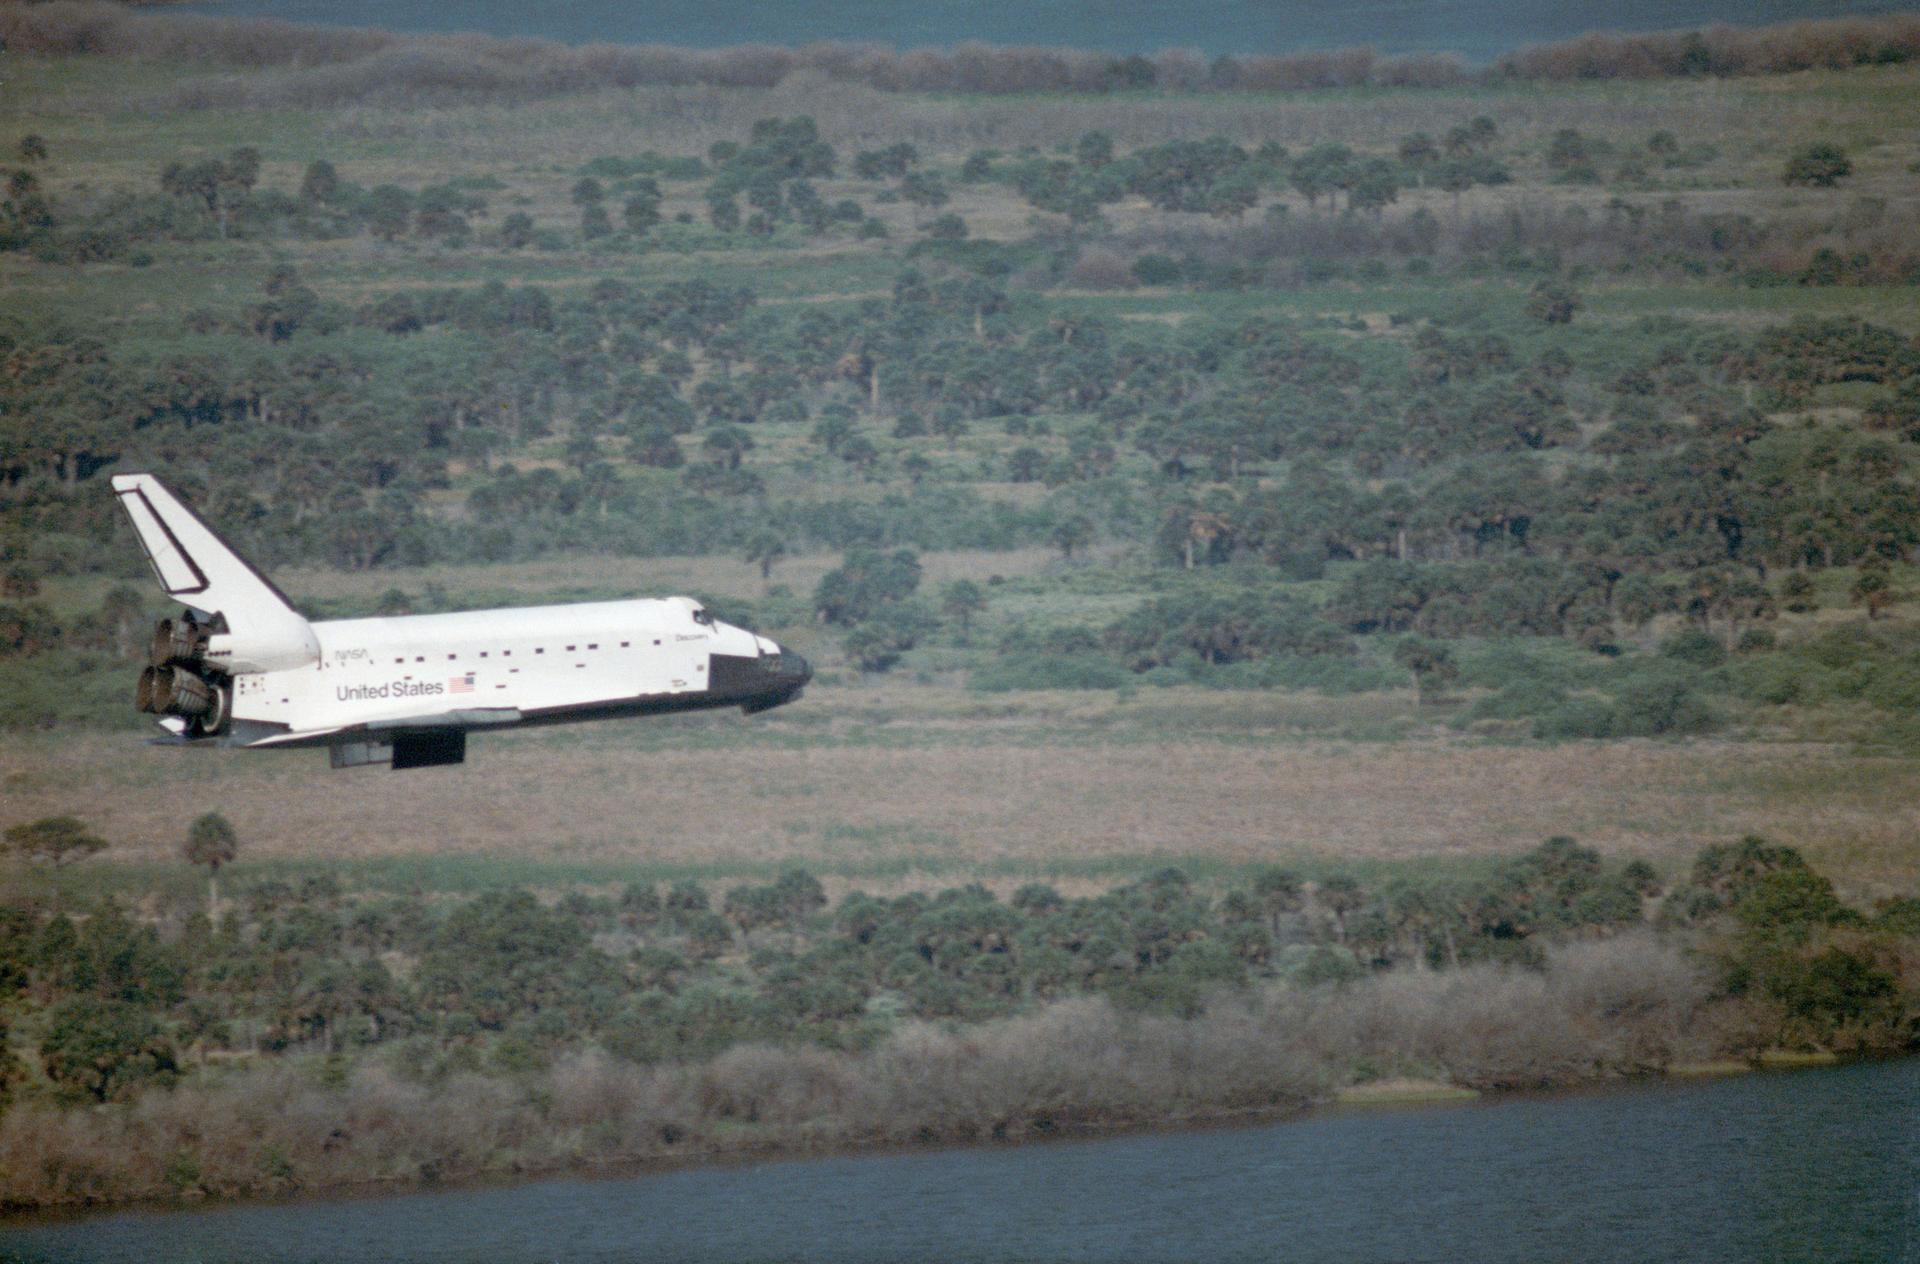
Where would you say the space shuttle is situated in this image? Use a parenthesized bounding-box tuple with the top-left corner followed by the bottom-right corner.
(111, 473, 810, 769)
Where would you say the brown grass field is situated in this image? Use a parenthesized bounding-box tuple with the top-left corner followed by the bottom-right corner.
(5, 696, 1915, 902)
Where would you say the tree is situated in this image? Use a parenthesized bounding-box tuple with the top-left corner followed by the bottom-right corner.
(298, 159, 340, 203)
(159, 147, 259, 238)
(18, 135, 48, 163)
(815, 547, 922, 625)
(1317, 875, 1365, 944)
(3, 563, 41, 598)
(1398, 132, 1438, 184)
(1779, 571, 1817, 613)
(1075, 131, 1114, 169)
(1392, 635, 1459, 702)
(839, 434, 880, 476)
(0, 1014, 23, 1110)
(854, 143, 917, 179)
(184, 811, 239, 922)
(706, 190, 740, 232)
(940, 579, 987, 637)
(1288, 143, 1353, 212)
(811, 408, 857, 455)
(1051, 515, 1095, 560)
(500, 211, 536, 248)
(1851, 555, 1893, 619)
(623, 181, 663, 235)
(1734, 867, 1854, 941)
(1614, 572, 1673, 634)
(744, 530, 788, 583)
(1545, 128, 1592, 172)
(900, 171, 950, 221)
(1526, 281, 1582, 325)
(1345, 158, 1401, 216)
(1782, 142, 1852, 188)
(1007, 447, 1046, 482)
(415, 185, 475, 246)
(363, 185, 415, 241)
(925, 212, 968, 241)
(843, 601, 934, 672)
(1252, 866, 1303, 934)
(629, 424, 684, 469)
(40, 998, 178, 1103)
(1431, 154, 1510, 208)
(4, 816, 107, 869)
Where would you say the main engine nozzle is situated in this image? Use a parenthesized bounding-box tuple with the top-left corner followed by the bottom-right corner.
(150, 616, 207, 668)
(150, 664, 212, 717)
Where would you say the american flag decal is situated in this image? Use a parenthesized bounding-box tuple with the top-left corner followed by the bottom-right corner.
(449, 672, 475, 694)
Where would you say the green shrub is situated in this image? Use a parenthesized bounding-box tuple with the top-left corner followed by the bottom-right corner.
(1610, 665, 1720, 737)
(40, 997, 178, 1103)
(1726, 656, 1805, 705)
(1764, 947, 1898, 1044)
(1132, 253, 1181, 285)
(1107, 587, 1351, 671)
(1452, 679, 1568, 728)
(1533, 696, 1617, 740)
(1659, 628, 1726, 669)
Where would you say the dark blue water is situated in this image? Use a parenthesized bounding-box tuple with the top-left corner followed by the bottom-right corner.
(175, 0, 1912, 59)
(4, 1058, 1916, 1264)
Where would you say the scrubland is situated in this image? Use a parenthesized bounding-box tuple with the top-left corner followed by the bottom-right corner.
(0, 937, 1736, 1209)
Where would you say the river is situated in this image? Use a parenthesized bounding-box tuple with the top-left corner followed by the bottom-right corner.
(3, 1058, 1915, 1263)
(173, 0, 1912, 59)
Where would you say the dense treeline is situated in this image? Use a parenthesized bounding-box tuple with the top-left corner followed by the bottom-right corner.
(5, 221, 1916, 581)
(0, 833, 1911, 1206)
(3, 73, 1918, 735)
(9, 102, 1917, 282)
(6, 5, 1920, 110)
(7, 128, 1920, 728)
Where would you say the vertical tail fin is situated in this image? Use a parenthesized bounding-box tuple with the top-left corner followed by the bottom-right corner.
(110, 474, 316, 670)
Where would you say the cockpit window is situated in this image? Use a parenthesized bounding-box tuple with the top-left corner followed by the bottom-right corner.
(691, 608, 713, 626)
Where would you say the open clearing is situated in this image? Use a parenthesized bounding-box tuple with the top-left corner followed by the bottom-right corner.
(6, 716, 1914, 902)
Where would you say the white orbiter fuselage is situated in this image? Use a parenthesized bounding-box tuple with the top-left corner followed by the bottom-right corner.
(112, 474, 810, 769)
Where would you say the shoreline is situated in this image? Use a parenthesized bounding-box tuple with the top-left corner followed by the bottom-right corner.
(0, 1051, 1875, 1227)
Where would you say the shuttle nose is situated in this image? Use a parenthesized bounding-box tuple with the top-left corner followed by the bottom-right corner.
(781, 649, 812, 686)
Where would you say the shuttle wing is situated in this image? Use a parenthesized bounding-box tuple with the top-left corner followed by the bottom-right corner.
(240, 708, 524, 748)
(243, 707, 524, 770)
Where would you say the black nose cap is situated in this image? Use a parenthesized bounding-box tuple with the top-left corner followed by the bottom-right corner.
(782, 649, 812, 686)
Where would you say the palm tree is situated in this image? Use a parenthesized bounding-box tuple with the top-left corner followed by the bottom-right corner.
(1316, 875, 1365, 944)
(185, 812, 239, 923)
(1051, 515, 1095, 560)
(744, 531, 789, 585)
(1252, 866, 1303, 935)
(940, 580, 988, 638)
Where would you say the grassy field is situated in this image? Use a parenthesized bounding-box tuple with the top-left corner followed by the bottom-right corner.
(7, 684, 1917, 906)
(7, 51, 1920, 331)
